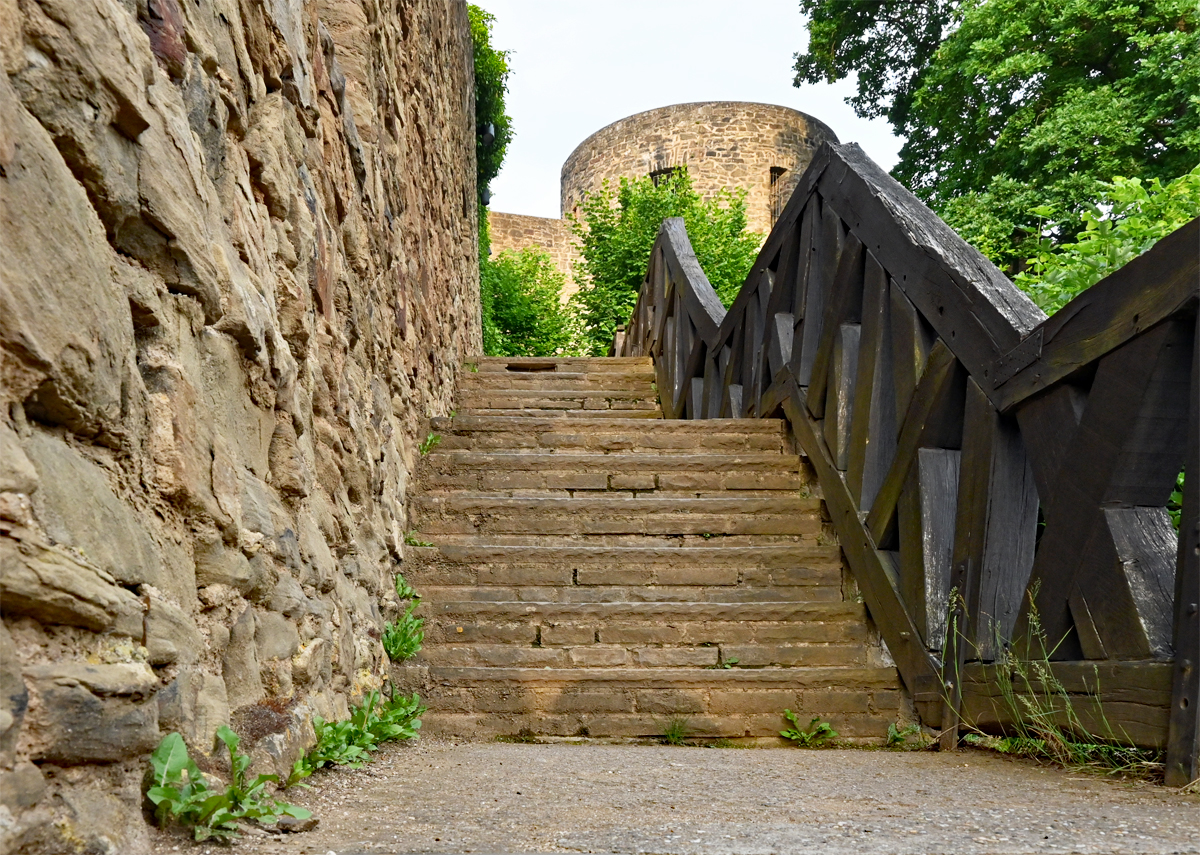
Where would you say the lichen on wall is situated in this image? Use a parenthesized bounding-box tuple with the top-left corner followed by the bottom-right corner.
(0, 0, 479, 850)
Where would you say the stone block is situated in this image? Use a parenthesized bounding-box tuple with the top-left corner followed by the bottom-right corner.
(145, 593, 202, 666)
(707, 690, 799, 715)
(633, 689, 707, 715)
(599, 624, 687, 645)
(222, 605, 263, 709)
(25, 432, 182, 599)
(568, 647, 630, 667)
(194, 537, 254, 592)
(540, 624, 596, 646)
(269, 573, 310, 618)
(157, 668, 229, 756)
(0, 762, 46, 811)
(0, 621, 27, 764)
(0, 424, 37, 493)
(609, 474, 657, 491)
(0, 536, 144, 635)
(0, 73, 136, 436)
(634, 647, 718, 667)
(542, 689, 634, 715)
(255, 609, 300, 660)
(24, 663, 159, 763)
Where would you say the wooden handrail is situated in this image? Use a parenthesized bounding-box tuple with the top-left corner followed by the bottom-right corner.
(616, 141, 1199, 784)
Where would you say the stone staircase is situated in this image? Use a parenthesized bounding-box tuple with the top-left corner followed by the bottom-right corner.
(398, 357, 907, 742)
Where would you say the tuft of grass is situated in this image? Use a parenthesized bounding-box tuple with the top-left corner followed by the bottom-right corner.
(660, 716, 692, 746)
(418, 433, 442, 455)
(780, 711, 838, 747)
(953, 587, 1164, 780)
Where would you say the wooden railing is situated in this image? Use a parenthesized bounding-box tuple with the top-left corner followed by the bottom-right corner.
(614, 142, 1199, 785)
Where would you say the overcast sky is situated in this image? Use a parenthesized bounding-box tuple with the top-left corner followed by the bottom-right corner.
(481, 0, 904, 219)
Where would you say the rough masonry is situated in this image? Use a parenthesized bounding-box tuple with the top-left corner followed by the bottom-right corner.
(489, 101, 838, 295)
(0, 1, 479, 851)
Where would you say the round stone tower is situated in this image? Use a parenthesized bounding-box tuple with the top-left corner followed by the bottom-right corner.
(560, 101, 839, 235)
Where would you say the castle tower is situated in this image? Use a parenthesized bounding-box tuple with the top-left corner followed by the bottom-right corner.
(488, 101, 839, 296)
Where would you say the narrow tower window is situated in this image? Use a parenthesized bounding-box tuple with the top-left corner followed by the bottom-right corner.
(649, 166, 681, 187)
(770, 166, 788, 225)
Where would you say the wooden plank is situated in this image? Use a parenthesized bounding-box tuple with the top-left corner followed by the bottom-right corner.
(815, 144, 1044, 385)
(807, 233, 866, 418)
(961, 660, 1174, 749)
(661, 218, 724, 343)
(768, 312, 794, 379)
(1013, 382, 1086, 509)
(846, 255, 896, 506)
(866, 340, 965, 547)
(1025, 318, 1193, 658)
(994, 218, 1200, 412)
(957, 380, 1040, 659)
(797, 197, 844, 386)
(779, 380, 942, 725)
(889, 283, 935, 435)
(898, 449, 961, 651)
(822, 324, 861, 471)
(1167, 307, 1200, 786)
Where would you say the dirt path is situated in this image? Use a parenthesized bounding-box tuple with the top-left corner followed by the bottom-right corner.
(152, 740, 1199, 855)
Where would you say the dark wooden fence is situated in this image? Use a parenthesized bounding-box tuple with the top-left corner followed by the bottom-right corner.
(613, 142, 1199, 785)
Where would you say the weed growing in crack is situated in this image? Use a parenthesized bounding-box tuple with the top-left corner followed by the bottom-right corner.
(146, 726, 311, 841)
(286, 688, 425, 787)
(780, 711, 838, 747)
(383, 573, 423, 662)
(660, 716, 692, 746)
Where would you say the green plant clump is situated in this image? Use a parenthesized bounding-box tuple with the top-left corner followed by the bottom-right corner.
(1013, 166, 1200, 313)
(570, 168, 762, 355)
(418, 433, 441, 455)
(383, 573, 424, 662)
(147, 727, 311, 841)
(481, 246, 583, 357)
(403, 531, 434, 548)
(287, 688, 425, 787)
(780, 710, 838, 747)
(661, 715, 692, 746)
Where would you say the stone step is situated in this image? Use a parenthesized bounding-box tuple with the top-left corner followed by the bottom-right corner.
(419, 453, 809, 497)
(415, 642, 868, 669)
(469, 356, 654, 373)
(420, 533, 822, 548)
(415, 585, 845, 604)
(393, 665, 904, 740)
(459, 372, 657, 392)
(415, 495, 824, 536)
(457, 389, 659, 413)
(421, 602, 871, 653)
(430, 417, 788, 453)
(407, 544, 844, 594)
(452, 408, 665, 419)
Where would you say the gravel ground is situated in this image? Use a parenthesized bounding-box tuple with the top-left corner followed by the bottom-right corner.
(150, 739, 1199, 855)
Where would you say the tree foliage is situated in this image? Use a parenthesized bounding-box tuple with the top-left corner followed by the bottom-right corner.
(1014, 165, 1200, 313)
(795, 0, 1200, 270)
(467, 6, 513, 199)
(570, 169, 762, 355)
(481, 246, 581, 357)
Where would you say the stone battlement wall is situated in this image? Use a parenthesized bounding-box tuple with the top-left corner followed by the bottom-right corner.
(561, 101, 838, 235)
(488, 212, 581, 299)
(0, 1, 478, 851)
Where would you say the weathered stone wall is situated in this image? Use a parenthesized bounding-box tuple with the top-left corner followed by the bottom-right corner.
(0, 0, 478, 851)
(561, 102, 839, 235)
(488, 211, 580, 299)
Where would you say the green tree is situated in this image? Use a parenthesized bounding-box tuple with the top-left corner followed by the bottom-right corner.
(467, 6, 513, 200)
(481, 247, 582, 357)
(570, 169, 762, 355)
(794, 0, 1200, 270)
(1014, 165, 1200, 313)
